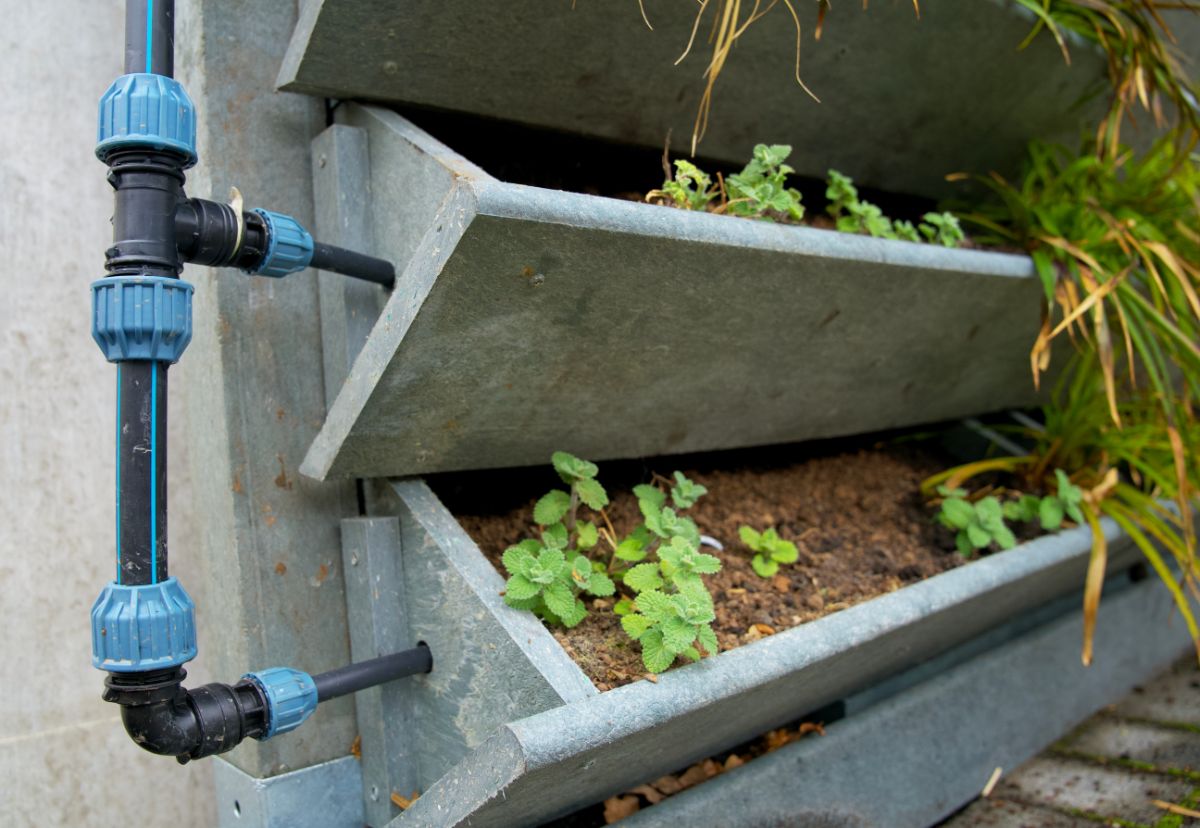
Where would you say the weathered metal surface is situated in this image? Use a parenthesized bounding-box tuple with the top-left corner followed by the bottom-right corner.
(177, 0, 359, 777)
(618, 578, 1190, 828)
(369, 478, 596, 790)
(212, 755, 363, 828)
(378, 505, 1146, 826)
(340, 518, 418, 827)
(278, 0, 1112, 200)
(312, 126, 390, 410)
(301, 105, 1045, 481)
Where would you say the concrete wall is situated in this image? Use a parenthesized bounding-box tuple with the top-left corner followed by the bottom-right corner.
(0, 2, 214, 824)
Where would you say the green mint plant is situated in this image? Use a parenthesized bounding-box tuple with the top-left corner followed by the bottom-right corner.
(826, 169, 964, 249)
(648, 159, 718, 212)
(918, 212, 965, 247)
(501, 452, 615, 627)
(936, 486, 1018, 557)
(620, 580, 720, 674)
(937, 468, 1089, 558)
(608, 472, 724, 673)
(1003, 494, 1042, 524)
(738, 526, 799, 577)
(725, 144, 805, 222)
(1038, 469, 1085, 531)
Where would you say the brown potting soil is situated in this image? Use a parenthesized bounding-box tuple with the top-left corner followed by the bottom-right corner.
(446, 439, 968, 690)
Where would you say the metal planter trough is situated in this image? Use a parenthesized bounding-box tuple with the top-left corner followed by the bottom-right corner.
(290, 108, 1192, 826)
(279, 0, 1117, 200)
(302, 104, 1046, 482)
(341, 479, 1189, 828)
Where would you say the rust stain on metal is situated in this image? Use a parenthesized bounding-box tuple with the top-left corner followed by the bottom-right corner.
(274, 455, 294, 490)
(310, 562, 333, 587)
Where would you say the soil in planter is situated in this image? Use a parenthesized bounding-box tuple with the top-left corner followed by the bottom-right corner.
(433, 434, 974, 691)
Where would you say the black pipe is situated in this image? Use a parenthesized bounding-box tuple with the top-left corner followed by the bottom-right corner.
(310, 241, 396, 289)
(313, 645, 432, 702)
(117, 362, 169, 585)
(125, 0, 174, 77)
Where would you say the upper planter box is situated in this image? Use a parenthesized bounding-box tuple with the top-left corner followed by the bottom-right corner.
(302, 106, 1042, 480)
(279, 0, 1113, 199)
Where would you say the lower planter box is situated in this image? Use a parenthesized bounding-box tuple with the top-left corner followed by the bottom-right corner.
(351, 477, 1190, 827)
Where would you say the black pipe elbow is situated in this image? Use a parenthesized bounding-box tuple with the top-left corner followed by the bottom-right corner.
(105, 669, 268, 764)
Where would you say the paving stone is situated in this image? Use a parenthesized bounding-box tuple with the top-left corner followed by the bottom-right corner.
(997, 756, 1195, 824)
(941, 797, 1096, 827)
(1112, 657, 1200, 726)
(1062, 718, 1200, 774)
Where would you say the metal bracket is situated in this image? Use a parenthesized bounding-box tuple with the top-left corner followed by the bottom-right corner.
(341, 517, 419, 827)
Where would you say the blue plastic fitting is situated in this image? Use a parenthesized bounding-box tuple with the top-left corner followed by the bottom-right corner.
(92, 275, 193, 363)
(96, 73, 198, 167)
(244, 667, 319, 738)
(249, 209, 314, 278)
(91, 578, 197, 672)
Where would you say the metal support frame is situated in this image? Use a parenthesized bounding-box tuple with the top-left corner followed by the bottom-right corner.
(342, 518, 420, 827)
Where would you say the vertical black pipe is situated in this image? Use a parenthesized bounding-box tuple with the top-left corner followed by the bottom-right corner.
(117, 362, 168, 586)
(125, 0, 174, 78)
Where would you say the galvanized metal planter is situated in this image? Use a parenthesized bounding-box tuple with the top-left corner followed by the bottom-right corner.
(279, 0, 1116, 200)
(347, 476, 1187, 828)
(302, 105, 1047, 482)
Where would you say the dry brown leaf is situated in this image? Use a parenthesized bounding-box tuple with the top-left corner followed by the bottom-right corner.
(652, 775, 684, 796)
(798, 722, 825, 737)
(723, 753, 746, 771)
(677, 759, 720, 790)
(629, 784, 665, 805)
(764, 728, 794, 752)
(390, 791, 420, 810)
(604, 795, 640, 823)
(645, 673, 659, 683)
(1153, 799, 1200, 819)
(350, 734, 362, 760)
(771, 574, 790, 592)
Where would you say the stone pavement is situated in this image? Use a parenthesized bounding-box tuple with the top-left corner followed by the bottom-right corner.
(942, 656, 1200, 827)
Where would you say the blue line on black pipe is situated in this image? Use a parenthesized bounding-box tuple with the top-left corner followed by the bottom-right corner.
(145, 0, 153, 74)
(116, 364, 122, 584)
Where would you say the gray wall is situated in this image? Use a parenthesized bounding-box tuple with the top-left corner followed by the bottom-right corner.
(0, 1, 214, 824)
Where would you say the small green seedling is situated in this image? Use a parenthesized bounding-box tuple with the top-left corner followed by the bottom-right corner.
(827, 169, 964, 249)
(649, 159, 718, 212)
(919, 212, 966, 247)
(670, 471, 708, 509)
(1038, 469, 1085, 530)
(738, 525, 799, 577)
(1003, 494, 1042, 524)
(620, 580, 720, 673)
(936, 486, 1017, 556)
(726, 144, 805, 222)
